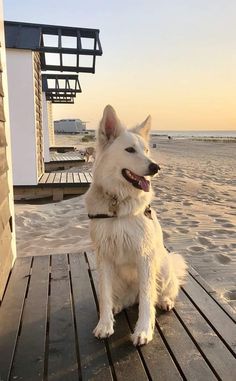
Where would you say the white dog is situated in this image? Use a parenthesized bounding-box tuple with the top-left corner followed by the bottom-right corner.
(85, 105, 187, 346)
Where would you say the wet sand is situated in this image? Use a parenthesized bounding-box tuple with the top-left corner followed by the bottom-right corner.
(14, 136, 236, 310)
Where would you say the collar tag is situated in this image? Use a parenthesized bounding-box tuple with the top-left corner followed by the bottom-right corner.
(108, 195, 119, 215)
(144, 205, 153, 220)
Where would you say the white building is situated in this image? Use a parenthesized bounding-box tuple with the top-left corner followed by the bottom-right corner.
(4, 21, 102, 186)
(6, 48, 44, 185)
(0, 2, 16, 300)
(54, 119, 86, 134)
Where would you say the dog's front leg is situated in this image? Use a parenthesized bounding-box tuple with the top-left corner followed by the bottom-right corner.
(93, 259, 114, 339)
(132, 254, 157, 346)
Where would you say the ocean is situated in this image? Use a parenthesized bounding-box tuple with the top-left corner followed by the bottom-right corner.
(151, 130, 236, 139)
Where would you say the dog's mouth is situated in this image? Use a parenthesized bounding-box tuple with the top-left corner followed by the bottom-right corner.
(122, 169, 150, 192)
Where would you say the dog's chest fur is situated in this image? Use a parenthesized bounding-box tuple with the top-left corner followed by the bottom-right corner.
(90, 212, 160, 265)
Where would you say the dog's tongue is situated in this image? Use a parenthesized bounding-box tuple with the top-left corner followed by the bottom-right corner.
(139, 178, 150, 192)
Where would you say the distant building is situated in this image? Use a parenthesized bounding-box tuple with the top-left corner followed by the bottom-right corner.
(54, 119, 86, 134)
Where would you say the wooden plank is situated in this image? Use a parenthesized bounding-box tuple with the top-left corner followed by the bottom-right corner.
(0, 220, 12, 255)
(0, 257, 32, 381)
(67, 172, 74, 183)
(79, 172, 87, 183)
(0, 146, 8, 176)
(183, 275, 236, 354)
(46, 172, 56, 184)
(39, 173, 50, 184)
(174, 289, 236, 380)
(156, 307, 217, 380)
(69, 253, 113, 380)
(0, 121, 7, 147)
(10, 256, 50, 381)
(60, 172, 67, 183)
(83, 172, 92, 182)
(48, 255, 79, 380)
(53, 172, 62, 183)
(87, 172, 93, 181)
(0, 96, 5, 122)
(87, 252, 149, 381)
(188, 266, 236, 323)
(0, 173, 9, 206)
(73, 173, 81, 183)
(0, 197, 11, 235)
(126, 306, 182, 381)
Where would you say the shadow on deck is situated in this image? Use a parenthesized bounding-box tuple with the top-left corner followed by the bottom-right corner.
(0, 253, 235, 380)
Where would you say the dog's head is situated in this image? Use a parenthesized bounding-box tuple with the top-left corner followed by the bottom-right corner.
(94, 105, 160, 194)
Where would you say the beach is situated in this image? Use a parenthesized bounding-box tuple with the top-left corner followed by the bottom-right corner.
(14, 136, 236, 310)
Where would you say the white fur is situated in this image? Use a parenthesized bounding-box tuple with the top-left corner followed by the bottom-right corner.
(85, 105, 187, 346)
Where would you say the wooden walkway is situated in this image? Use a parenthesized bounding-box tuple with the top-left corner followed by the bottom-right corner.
(14, 172, 92, 201)
(39, 171, 92, 185)
(45, 152, 85, 171)
(0, 253, 235, 381)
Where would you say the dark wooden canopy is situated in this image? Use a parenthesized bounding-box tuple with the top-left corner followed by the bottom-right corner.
(4, 21, 103, 104)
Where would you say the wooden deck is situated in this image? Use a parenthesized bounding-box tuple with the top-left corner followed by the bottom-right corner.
(0, 253, 235, 381)
(14, 172, 92, 201)
(45, 152, 85, 172)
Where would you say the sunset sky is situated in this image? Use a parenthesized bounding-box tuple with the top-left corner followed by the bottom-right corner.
(4, 0, 236, 130)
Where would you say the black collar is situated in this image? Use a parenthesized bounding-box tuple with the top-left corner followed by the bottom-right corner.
(88, 213, 116, 219)
(88, 205, 153, 220)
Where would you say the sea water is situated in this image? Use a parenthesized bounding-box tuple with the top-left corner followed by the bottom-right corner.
(151, 130, 236, 139)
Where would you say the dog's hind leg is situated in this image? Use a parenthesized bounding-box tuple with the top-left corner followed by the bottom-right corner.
(157, 253, 187, 311)
(132, 254, 157, 346)
(93, 258, 114, 338)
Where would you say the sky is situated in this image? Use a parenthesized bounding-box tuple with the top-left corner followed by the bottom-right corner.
(4, 0, 236, 131)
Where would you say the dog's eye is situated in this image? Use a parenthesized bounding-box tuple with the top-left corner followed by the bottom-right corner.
(125, 147, 136, 153)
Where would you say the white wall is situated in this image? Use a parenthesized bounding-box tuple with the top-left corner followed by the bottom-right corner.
(42, 92, 50, 162)
(54, 119, 86, 133)
(6, 49, 38, 185)
(0, 2, 16, 258)
(48, 101, 55, 147)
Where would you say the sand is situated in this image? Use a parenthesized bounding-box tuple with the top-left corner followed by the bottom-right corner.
(14, 136, 236, 310)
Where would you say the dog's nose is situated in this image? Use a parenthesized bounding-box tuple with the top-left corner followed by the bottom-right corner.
(148, 162, 161, 175)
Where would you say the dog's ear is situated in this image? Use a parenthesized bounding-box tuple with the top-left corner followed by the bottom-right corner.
(132, 115, 151, 141)
(98, 105, 124, 147)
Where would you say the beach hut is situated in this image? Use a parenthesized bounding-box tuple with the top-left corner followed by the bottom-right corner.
(4, 21, 102, 199)
(42, 73, 82, 157)
(54, 118, 86, 134)
(0, 5, 16, 301)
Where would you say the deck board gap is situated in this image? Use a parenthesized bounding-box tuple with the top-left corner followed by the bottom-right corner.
(67, 254, 82, 380)
(8, 257, 34, 380)
(155, 319, 187, 381)
(0, 266, 13, 306)
(43, 268, 51, 381)
(181, 286, 236, 358)
(85, 253, 117, 381)
(187, 272, 236, 323)
(173, 308, 221, 380)
(124, 309, 153, 381)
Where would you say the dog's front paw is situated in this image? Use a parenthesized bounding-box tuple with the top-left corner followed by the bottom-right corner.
(158, 297, 175, 311)
(132, 328, 153, 346)
(93, 319, 114, 339)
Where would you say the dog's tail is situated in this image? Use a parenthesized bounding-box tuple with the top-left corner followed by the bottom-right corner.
(169, 253, 188, 285)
